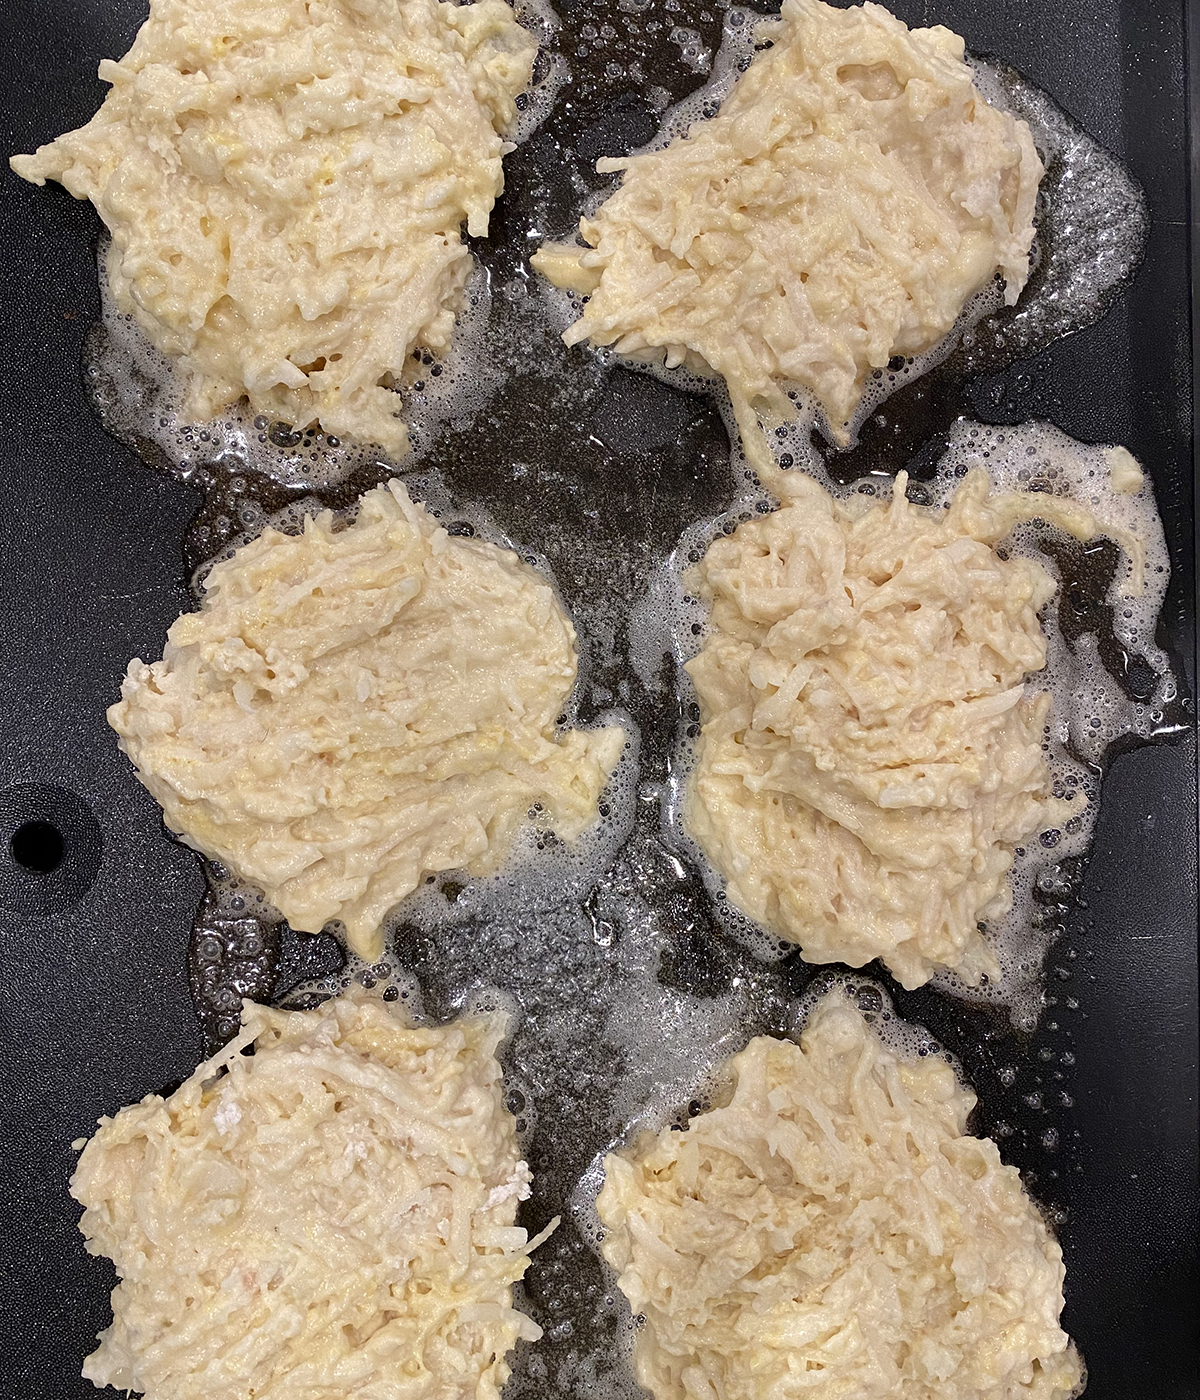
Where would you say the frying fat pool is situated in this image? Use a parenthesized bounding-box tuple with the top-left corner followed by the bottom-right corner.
(71, 988, 555, 1400)
(534, 0, 1042, 443)
(11, 0, 536, 456)
(597, 987, 1083, 1400)
(108, 481, 624, 960)
(684, 467, 1142, 989)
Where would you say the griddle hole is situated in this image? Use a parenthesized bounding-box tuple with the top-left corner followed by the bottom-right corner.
(0, 784, 103, 914)
(11, 820, 64, 874)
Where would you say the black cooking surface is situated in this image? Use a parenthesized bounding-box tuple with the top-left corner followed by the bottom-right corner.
(0, 1, 1196, 1397)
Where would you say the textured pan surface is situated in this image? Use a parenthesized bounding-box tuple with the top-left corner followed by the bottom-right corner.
(0, 0, 1196, 1396)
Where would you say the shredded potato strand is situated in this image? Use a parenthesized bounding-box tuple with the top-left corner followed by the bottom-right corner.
(534, 0, 1042, 440)
(598, 991, 1083, 1400)
(72, 989, 556, 1400)
(683, 468, 1122, 988)
(12, 0, 536, 454)
(108, 481, 624, 959)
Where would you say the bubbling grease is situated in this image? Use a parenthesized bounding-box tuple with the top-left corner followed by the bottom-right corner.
(83, 0, 565, 487)
(632, 415, 1175, 1030)
(568, 974, 968, 1392)
(73, 6, 1174, 1394)
(536, 8, 1147, 452)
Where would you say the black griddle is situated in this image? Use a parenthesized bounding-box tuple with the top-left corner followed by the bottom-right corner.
(0, 1, 1196, 1397)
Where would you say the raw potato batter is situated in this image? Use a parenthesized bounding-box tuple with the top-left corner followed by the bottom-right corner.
(72, 988, 556, 1400)
(11, 0, 535, 456)
(597, 987, 1083, 1400)
(108, 481, 624, 960)
(534, 0, 1042, 442)
(684, 468, 1140, 990)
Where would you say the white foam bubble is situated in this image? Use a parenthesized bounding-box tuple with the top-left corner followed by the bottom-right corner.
(389, 713, 640, 940)
(651, 8, 771, 146)
(87, 251, 514, 489)
(510, 0, 569, 146)
(668, 25, 712, 76)
(924, 422, 1174, 1026)
(790, 975, 954, 1066)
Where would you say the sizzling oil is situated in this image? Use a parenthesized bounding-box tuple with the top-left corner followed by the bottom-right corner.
(77, 3, 1183, 1397)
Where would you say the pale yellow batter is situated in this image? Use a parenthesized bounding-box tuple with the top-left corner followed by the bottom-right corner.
(73, 989, 555, 1400)
(535, 0, 1042, 443)
(108, 482, 624, 959)
(598, 988, 1082, 1400)
(13, 0, 536, 455)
